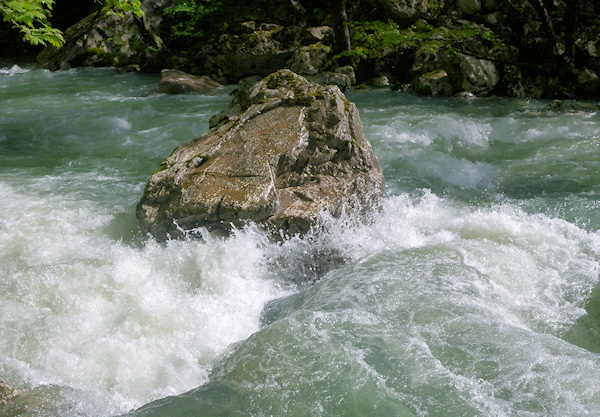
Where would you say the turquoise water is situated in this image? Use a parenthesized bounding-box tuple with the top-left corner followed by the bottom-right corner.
(1, 64, 600, 416)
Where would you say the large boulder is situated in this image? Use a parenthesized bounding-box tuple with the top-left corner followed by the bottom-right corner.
(287, 43, 332, 76)
(207, 22, 295, 82)
(36, 3, 162, 71)
(455, 53, 499, 93)
(137, 69, 385, 239)
(410, 46, 499, 96)
(155, 69, 222, 94)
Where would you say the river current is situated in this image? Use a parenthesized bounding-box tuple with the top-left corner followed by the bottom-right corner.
(1, 63, 600, 416)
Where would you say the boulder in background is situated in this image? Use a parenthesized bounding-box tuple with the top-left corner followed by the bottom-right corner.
(155, 69, 223, 94)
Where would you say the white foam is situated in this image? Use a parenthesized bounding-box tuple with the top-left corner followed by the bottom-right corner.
(0, 182, 289, 414)
(316, 191, 600, 333)
(0, 65, 30, 76)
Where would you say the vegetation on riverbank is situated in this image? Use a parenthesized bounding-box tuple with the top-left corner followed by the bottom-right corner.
(2, 0, 599, 99)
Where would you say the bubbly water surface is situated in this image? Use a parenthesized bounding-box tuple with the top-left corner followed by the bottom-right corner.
(1, 64, 600, 416)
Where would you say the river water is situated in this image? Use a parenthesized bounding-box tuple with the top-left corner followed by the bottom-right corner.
(1, 63, 600, 417)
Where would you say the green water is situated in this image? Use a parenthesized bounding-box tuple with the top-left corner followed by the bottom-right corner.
(1, 64, 600, 416)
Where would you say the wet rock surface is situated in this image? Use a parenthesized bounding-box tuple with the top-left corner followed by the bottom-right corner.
(0, 380, 19, 405)
(137, 69, 385, 239)
(155, 69, 222, 94)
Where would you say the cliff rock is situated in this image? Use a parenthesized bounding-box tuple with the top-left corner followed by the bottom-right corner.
(137, 69, 385, 239)
(410, 46, 499, 96)
(207, 22, 295, 82)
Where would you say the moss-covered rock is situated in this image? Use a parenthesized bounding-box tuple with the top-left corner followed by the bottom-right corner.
(35, 0, 169, 71)
(207, 22, 296, 82)
(137, 69, 385, 239)
(287, 43, 332, 76)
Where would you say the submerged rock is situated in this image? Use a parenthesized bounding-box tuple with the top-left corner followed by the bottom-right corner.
(0, 379, 19, 405)
(137, 69, 385, 239)
(155, 69, 222, 94)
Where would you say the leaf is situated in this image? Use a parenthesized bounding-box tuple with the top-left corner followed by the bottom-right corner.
(1, 0, 64, 47)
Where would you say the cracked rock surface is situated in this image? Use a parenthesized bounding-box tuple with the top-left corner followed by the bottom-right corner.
(137, 69, 385, 239)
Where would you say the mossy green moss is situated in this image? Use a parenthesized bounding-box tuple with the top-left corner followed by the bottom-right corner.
(333, 19, 505, 64)
(87, 47, 106, 57)
(161, 0, 282, 58)
(153, 159, 170, 175)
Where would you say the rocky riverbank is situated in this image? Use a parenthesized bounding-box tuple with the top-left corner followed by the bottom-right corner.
(21, 0, 598, 98)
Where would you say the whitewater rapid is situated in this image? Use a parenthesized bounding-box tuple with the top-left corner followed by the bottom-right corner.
(1, 64, 600, 416)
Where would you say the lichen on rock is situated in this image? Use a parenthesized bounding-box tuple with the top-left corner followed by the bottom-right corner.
(137, 69, 385, 239)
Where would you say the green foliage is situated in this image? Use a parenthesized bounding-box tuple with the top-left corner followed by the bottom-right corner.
(0, 0, 64, 47)
(101, 0, 144, 18)
(162, 0, 222, 45)
(503, 64, 522, 83)
(0, 0, 144, 48)
(333, 19, 505, 65)
(349, 20, 403, 59)
(161, 0, 277, 57)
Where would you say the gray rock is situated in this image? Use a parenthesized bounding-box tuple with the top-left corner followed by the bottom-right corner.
(410, 46, 498, 96)
(303, 26, 334, 44)
(369, 75, 391, 88)
(363, 0, 435, 23)
(578, 67, 600, 95)
(36, 1, 161, 71)
(412, 69, 453, 96)
(209, 23, 294, 81)
(456, 53, 498, 94)
(287, 43, 331, 76)
(455, 91, 477, 100)
(155, 69, 222, 94)
(335, 66, 356, 84)
(305, 71, 353, 91)
(137, 69, 385, 239)
(141, 0, 171, 36)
